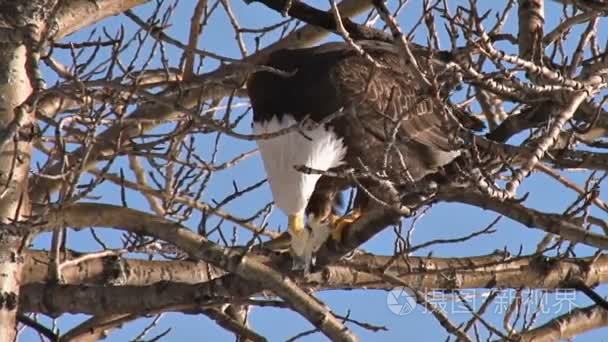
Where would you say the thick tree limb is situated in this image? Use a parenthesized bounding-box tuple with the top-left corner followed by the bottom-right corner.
(518, 0, 545, 63)
(440, 189, 608, 249)
(43, 203, 358, 342)
(20, 281, 235, 316)
(23, 248, 608, 290)
(507, 304, 608, 342)
(22, 250, 224, 285)
(245, 0, 390, 42)
(54, 0, 151, 39)
(319, 253, 608, 291)
(0, 3, 40, 340)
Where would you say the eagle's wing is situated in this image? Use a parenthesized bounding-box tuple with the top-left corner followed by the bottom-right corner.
(248, 41, 482, 185)
(332, 49, 457, 153)
(321, 46, 478, 182)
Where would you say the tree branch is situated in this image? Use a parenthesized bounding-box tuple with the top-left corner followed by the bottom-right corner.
(43, 203, 358, 342)
(440, 189, 608, 249)
(508, 304, 608, 342)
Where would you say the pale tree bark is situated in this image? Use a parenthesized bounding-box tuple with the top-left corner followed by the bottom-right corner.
(0, 1, 38, 339)
(518, 0, 544, 63)
(54, 0, 151, 38)
(509, 304, 608, 342)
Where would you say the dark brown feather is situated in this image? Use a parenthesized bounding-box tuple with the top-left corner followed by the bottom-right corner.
(247, 41, 481, 220)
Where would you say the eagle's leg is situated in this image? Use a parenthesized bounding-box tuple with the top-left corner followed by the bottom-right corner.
(287, 212, 312, 271)
(289, 179, 341, 270)
(329, 209, 362, 241)
(328, 187, 369, 242)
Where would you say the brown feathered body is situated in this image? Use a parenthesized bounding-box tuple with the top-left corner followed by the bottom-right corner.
(247, 41, 479, 266)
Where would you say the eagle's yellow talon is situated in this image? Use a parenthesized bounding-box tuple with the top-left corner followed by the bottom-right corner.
(329, 209, 362, 241)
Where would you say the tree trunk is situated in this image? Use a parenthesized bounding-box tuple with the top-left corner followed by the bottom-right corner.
(0, 2, 37, 339)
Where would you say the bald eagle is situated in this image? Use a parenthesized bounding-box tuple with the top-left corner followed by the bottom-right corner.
(248, 40, 480, 269)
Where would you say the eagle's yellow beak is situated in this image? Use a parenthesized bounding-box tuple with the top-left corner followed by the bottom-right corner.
(288, 213, 305, 236)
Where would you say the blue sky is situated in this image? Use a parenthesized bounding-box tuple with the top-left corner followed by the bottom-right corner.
(21, 1, 608, 341)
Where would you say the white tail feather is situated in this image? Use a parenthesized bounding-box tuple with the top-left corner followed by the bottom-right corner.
(253, 115, 347, 215)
